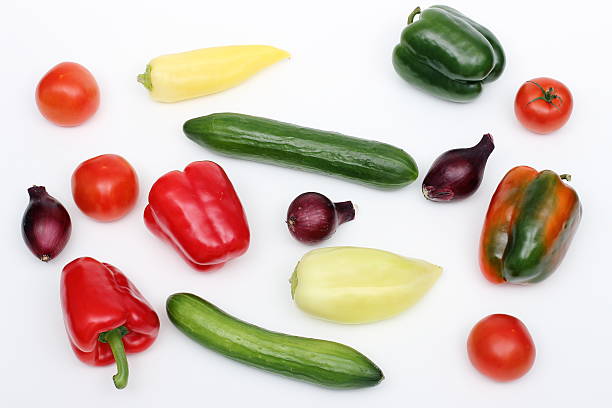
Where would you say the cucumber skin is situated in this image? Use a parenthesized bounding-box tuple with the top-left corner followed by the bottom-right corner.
(183, 113, 418, 189)
(166, 293, 384, 389)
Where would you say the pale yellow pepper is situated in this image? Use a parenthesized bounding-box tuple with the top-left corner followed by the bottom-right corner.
(138, 45, 290, 102)
(290, 247, 442, 324)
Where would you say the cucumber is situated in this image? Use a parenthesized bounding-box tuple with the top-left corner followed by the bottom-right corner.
(166, 293, 384, 388)
(183, 113, 418, 189)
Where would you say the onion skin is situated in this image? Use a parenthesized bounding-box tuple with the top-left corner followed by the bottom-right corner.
(22, 186, 72, 262)
(422, 134, 494, 202)
(286, 192, 355, 244)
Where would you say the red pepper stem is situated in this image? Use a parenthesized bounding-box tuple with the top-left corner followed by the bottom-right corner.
(103, 327, 129, 389)
(408, 7, 421, 24)
(333, 201, 356, 225)
(560, 174, 572, 182)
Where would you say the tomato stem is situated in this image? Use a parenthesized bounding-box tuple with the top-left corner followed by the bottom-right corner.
(526, 81, 563, 109)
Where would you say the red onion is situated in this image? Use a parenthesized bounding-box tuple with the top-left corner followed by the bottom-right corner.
(286, 192, 355, 244)
(422, 134, 494, 202)
(22, 186, 72, 261)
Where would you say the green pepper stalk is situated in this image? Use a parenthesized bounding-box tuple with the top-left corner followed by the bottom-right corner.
(407, 6, 421, 23)
(99, 326, 130, 389)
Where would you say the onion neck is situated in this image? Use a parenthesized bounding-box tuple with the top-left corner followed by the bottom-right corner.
(476, 134, 495, 156)
(27, 185, 48, 199)
(334, 201, 355, 225)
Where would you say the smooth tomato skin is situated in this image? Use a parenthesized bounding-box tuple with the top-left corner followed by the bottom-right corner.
(72, 154, 138, 222)
(514, 77, 573, 134)
(36, 62, 100, 127)
(467, 314, 536, 382)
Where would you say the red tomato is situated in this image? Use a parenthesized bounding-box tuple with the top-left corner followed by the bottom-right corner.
(35, 62, 100, 127)
(72, 154, 138, 222)
(467, 314, 536, 382)
(514, 77, 573, 134)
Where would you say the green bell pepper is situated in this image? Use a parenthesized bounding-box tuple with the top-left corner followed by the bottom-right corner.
(392, 5, 505, 102)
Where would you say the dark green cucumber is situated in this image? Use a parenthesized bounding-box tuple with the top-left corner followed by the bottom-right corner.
(166, 293, 384, 388)
(183, 113, 418, 189)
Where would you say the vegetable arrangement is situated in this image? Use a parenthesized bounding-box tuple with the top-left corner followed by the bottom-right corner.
(24, 3, 583, 391)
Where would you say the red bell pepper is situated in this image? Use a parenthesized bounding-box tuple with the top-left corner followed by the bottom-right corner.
(144, 161, 250, 271)
(61, 257, 160, 389)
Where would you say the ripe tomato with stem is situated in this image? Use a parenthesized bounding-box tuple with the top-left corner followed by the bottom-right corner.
(514, 77, 573, 134)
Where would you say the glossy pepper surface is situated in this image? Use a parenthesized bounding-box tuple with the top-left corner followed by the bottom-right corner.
(144, 161, 250, 271)
(479, 166, 581, 284)
(392, 5, 505, 102)
(61, 257, 160, 389)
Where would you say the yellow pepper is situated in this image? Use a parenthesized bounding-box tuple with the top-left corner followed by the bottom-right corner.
(290, 247, 442, 324)
(137, 45, 290, 103)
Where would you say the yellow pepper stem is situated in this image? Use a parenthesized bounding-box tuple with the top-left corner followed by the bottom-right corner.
(137, 65, 152, 91)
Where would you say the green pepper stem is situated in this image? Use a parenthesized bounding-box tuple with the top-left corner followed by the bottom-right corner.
(408, 7, 421, 24)
(103, 327, 129, 389)
(560, 174, 572, 182)
(137, 65, 152, 91)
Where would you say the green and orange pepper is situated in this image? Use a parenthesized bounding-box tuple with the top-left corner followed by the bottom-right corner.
(479, 166, 581, 284)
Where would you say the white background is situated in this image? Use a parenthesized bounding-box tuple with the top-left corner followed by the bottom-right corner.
(2, 0, 610, 406)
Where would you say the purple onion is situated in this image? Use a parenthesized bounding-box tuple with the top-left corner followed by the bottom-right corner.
(286, 192, 355, 244)
(22, 186, 72, 261)
(422, 134, 494, 202)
